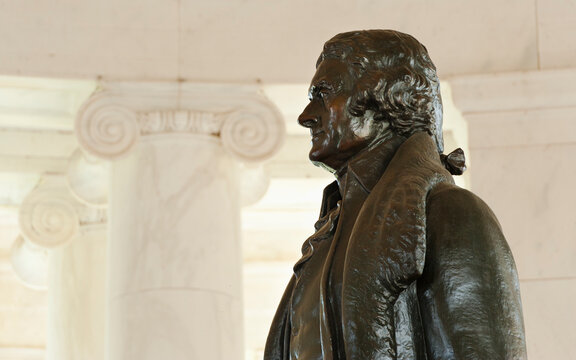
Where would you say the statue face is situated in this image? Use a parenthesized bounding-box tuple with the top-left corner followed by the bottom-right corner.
(298, 59, 384, 172)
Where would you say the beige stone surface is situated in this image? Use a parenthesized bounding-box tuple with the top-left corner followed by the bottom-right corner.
(537, 0, 576, 69)
(0, 129, 76, 158)
(47, 225, 106, 360)
(520, 278, 576, 359)
(466, 107, 576, 149)
(449, 69, 576, 114)
(0, 0, 541, 82)
(469, 143, 576, 280)
(106, 136, 244, 360)
(0, 210, 19, 251)
(243, 262, 294, 358)
(0, 0, 179, 80)
(0, 259, 46, 348)
(0, 348, 44, 360)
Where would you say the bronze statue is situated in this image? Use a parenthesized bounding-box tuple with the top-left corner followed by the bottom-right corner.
(265, 30, 527, 359)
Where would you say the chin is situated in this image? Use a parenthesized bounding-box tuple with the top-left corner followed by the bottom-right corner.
(309, 149, 326, 164)
(309, 152, 338, 174)
(310, 159, 337, 174)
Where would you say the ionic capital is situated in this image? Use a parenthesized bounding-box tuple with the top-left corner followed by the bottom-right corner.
(75, 82, 285, 163)
(13, 177, 107, 289)
(19, 185, 80, 249)
(18, 177, 107, 249)
(67, 149, 109, 207)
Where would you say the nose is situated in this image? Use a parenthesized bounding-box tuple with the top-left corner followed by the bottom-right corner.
(298, 103, 319, 128)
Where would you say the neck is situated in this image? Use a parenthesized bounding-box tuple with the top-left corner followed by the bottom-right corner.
(335, 135, 405, 193)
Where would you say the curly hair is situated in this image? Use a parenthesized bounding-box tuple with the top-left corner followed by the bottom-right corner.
(318, 30, 444, 152)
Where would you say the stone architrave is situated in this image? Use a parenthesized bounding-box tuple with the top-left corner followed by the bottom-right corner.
(74, 82, 284, 360)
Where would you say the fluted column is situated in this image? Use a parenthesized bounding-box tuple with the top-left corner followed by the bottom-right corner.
(75, 82, 284, 360)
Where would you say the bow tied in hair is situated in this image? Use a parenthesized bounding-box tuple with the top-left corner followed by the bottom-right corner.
(440, 148, 467, 175)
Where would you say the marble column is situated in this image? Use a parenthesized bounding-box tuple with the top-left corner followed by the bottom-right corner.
(75, 82, 284, 360)
(16, 176, 108, 360)
(46, 213, 107, 360)
(449, 69, 576, 359)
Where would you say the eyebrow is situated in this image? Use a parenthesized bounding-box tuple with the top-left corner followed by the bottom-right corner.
(308, 79, 342, 100)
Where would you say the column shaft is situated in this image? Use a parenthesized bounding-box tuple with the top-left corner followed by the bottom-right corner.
(107, 135, 243, 360)
(47, 224, 107, 360)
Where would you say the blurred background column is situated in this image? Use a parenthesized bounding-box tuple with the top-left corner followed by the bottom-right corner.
(16, 173, 108, 360)
(75, 82, 284, 360)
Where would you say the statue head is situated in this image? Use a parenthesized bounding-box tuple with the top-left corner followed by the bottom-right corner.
(298, 30, 443, 173)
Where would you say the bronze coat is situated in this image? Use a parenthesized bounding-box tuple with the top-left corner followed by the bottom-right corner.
(264, 133, 527, 359)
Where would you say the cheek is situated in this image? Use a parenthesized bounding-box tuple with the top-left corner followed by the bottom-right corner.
(327, 105, 348, 137)
(311, 131, 333, 153)
(336, 117, 364, 148)
(350, 118, 372, 138)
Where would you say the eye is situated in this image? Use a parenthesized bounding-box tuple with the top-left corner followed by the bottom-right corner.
(308, 83, 333, 102)
(316, 88, 331, 103)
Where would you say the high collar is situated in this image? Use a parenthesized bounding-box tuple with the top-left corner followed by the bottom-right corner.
(335, 135, 406, 196)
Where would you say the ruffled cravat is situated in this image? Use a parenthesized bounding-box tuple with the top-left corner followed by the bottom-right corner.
(293, 201, 341, 276)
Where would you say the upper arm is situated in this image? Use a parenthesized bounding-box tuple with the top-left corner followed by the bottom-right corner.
(417, 184, 526, 359)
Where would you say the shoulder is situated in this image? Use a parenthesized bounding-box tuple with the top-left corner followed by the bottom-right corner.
(427, 182, 500, 222)
(426, 182, 503, 237)
(424, 182, 510, 260)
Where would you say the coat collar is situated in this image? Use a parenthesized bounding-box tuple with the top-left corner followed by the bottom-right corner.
(318, 135, 406, 219)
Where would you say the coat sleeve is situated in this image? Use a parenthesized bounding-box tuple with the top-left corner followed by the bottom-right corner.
(264, 276, 295, 360)
(418, 183, 527, 359)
